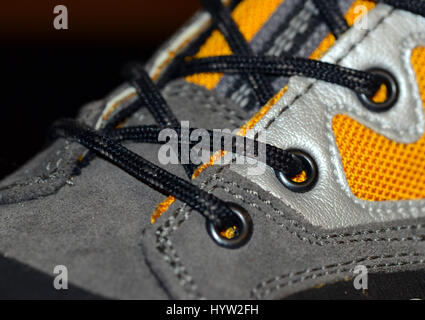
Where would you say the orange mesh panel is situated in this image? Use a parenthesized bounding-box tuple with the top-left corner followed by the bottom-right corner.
(332, 47, 425, 201)
(151, 0, 377, 223)
(186, 0, 284, 89)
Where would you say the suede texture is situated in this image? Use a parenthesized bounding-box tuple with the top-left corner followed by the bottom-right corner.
(2, 0, 425, 300)
(141, 166, 425, 299)
(0, 80, 248, 299)
(1, 81, 424, 299)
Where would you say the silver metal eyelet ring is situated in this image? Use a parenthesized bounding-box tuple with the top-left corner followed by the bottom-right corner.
(358, 68, 399, 113)
(275, 149, 318, 193)
(206, 202, 253, 249)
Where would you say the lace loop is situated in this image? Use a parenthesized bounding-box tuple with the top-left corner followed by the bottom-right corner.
(200, 0, 274, 105)
(52, 119, 237, 229)
(177, 55, 383, 96)
(312, 0, 349, 38)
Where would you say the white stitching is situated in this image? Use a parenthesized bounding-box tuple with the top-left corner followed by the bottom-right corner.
(154, 9, 421, 299)
(321, 33, 425, 219)
(261, 8, 396, 130)
(251, 253, 425, 299)
(155, 170, 425, 299)
(154, 169, 225, 299)
(214, 177, 425, 245)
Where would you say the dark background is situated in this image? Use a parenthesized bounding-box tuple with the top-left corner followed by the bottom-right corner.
(0, 0, 201, 179)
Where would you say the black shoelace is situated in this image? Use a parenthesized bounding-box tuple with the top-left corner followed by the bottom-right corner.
(53, 0, 425, 231)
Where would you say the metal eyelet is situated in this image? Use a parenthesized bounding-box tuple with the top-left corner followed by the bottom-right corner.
(206, 203, 253, 249)
(275, 149, 318, 193)
(358, 68, 399, 113)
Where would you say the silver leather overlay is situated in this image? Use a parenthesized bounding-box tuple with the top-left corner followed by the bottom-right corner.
(231, 5, 425, 229)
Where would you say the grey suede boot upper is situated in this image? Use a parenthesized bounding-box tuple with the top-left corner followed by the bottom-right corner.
(1, 0, 425, 299)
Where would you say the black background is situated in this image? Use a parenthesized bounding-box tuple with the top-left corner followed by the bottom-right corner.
(0, 1, 200, 179)
(0, 46, 145, 178)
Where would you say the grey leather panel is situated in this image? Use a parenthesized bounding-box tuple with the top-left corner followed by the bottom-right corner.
(141, 166, 425, 299)
(231, 5, 425, 229)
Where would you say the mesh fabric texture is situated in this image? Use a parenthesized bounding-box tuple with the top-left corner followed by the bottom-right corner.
(332, 47, 425, 201)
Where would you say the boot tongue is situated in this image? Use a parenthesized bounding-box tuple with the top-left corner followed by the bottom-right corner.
(14, 0, 363, 190)
(98, 0, 357, 131)
(84, 0, 346, 167)
(179, 0, 355, 113)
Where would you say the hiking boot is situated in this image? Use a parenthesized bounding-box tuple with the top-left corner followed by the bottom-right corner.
(1, 0, 425, 299)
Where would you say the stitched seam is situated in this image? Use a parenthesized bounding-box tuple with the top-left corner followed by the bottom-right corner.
(326, 106, 425, 217)
(96, 14, 210, 130)
(262, 8, 395, 130)
(0, 170, 65, 192)
(325, 33, 425, 208)
(154, 10, 412, 299)
(251, 253, 425, 299)
(156, 171, 425, 299)
(154, 167, 226, 299)
(0, 140, 75, 194)
(0, 9, 205, 200)
(4, 81, 244, 196)
(155, 205, 202, 298)
(214, 177, 425, 245)
(0, 8, 394, 195)
(401, 32, 425, 137)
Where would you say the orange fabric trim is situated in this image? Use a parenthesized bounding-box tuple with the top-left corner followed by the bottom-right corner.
(191, 86, 289, 179)
(151, 0, 377, 223)
(102, 92, 137, 121)
(151, 85, 288, 223)
(185, 0, 284, 89)
(103, 20, 206, 123)
(95, 16, 206, 224)
(151, 196, 176, 224)
(332, 47, 425, 201)
(151, 35, 206, 81)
